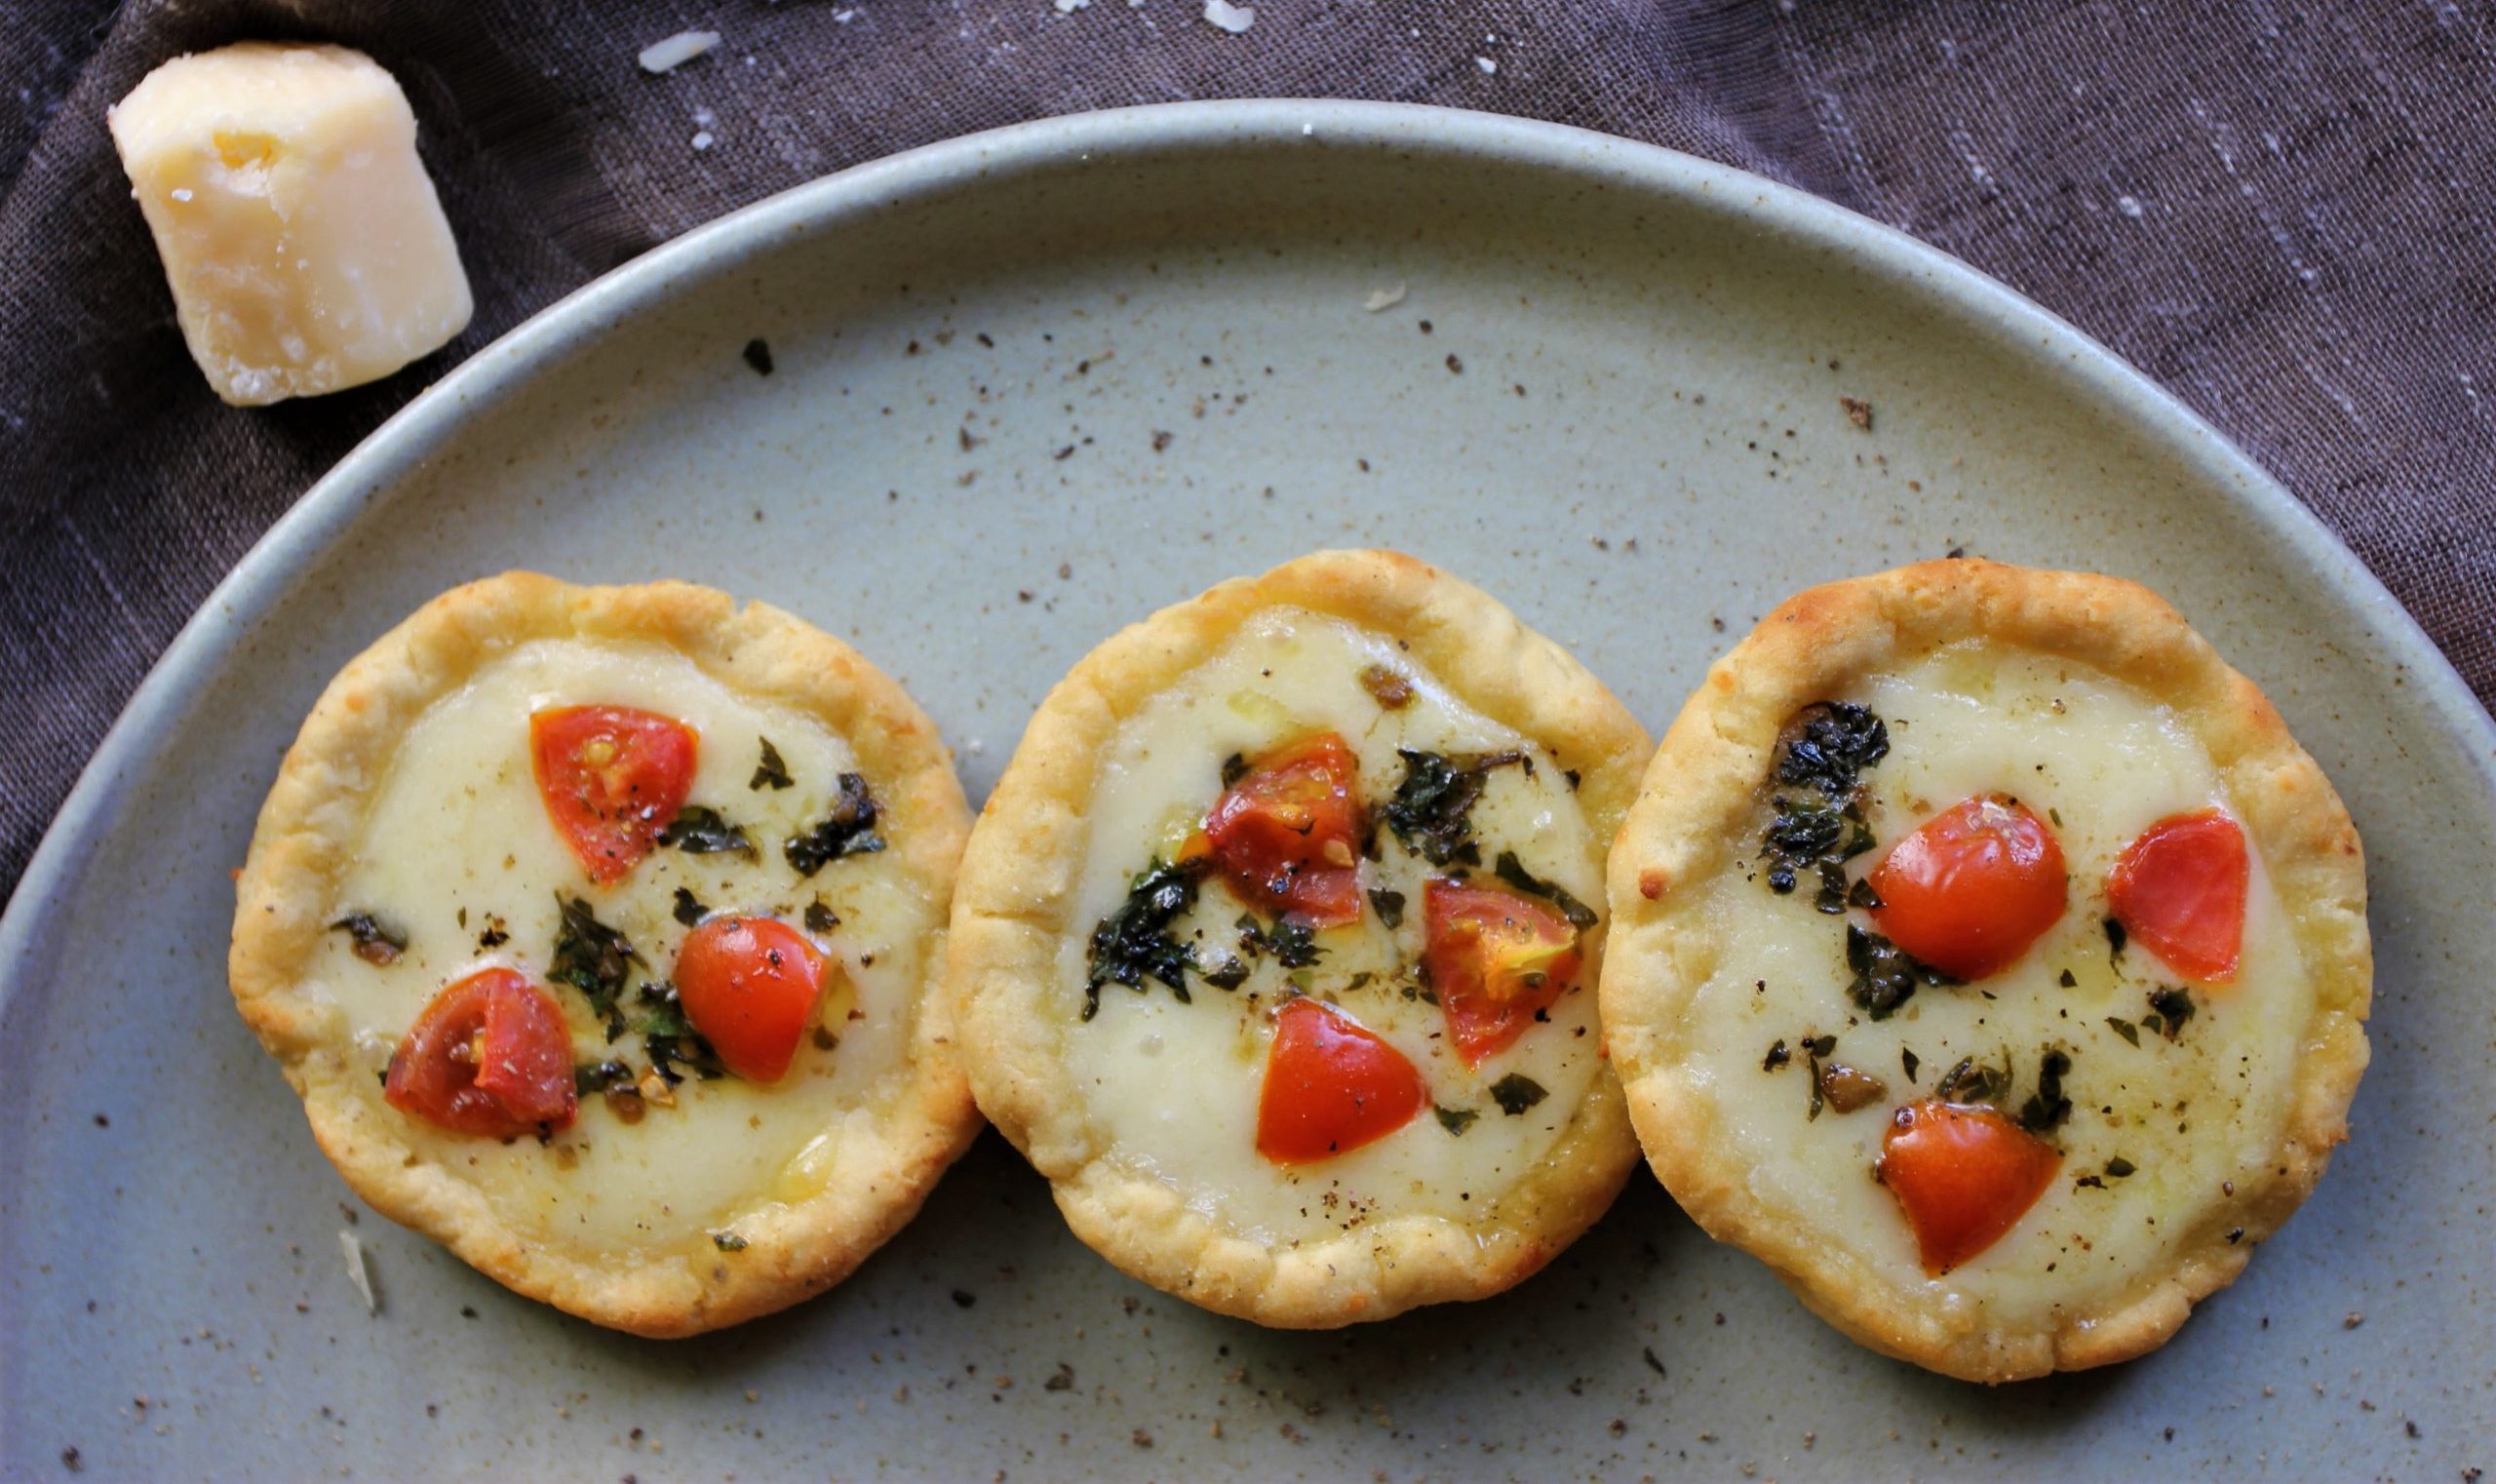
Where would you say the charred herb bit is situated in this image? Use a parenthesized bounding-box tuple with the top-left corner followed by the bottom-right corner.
(2104, 1156, 2136, 1179)
(1358, 663, 1415, 710)
(572, 1060, 636, 1097)
(1220, 753, 1251, 789)
(1774, 701, 1891, 801)
(741, 337, 774, 376)
(1492, 851, 1598, 930)
(1846, 877, 1886, 912)
(1845, 922, 1953, 1021)
(1368, 888, 1407, 930)
(750, 737, 794, 792)
(637, 981, 727, 1084)
(784, 773, 886, 877)
(672, 887, 709, 927)
(1934, 1053, 2010, 1106)
(477, 914, 510, 949)
(802, 899, 839, 934)
(1817, 1060, 1889, 1115)
(1433, 1105, 1479, 1137)
(1381, 748, 1525, 867)
(2058, 968, 2079, 989)
(2105, 1016, 2141, 1046)
(2148, 986, 2197, 1041)
(2104, 917, 2129, 958)
(1082, 858, 1204, 1021)
(660, 804, 755, 857)
(1763, 1038, 1792, 1073)
(329, 913, 408, 966)
(1800, 1033, 1840, 1119)
(2018, 1048, 2074, 1134)
(712, 1230, 750, 1252)
(1901, 1047, 1921, 1083)
(551, 893, 642, 1040)
(1489, 1074, 1547, 1116)
(1200, 956, 1252, 992)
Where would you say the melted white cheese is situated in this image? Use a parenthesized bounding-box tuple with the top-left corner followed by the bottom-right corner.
(1684, 641, 2312, 1324)
(1059, 607, 1606, 1246)
(318, 638, 942, 1256)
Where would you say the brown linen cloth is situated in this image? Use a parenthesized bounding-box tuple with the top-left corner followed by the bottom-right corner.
(2, 1, 2490, 903)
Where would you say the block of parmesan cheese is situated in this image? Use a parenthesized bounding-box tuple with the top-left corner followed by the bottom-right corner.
(108, 43, 473, 407)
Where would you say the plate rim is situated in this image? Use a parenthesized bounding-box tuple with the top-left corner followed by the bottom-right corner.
(4, 95, 2488, 999)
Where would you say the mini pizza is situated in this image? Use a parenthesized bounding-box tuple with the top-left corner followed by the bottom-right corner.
(947, 550, 1651, 1326)
(1604, 559, 2371, 1382)
(229, 573, 980, 1336)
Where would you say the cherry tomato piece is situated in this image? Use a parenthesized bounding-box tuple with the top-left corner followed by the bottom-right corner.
(529, 705, 698, 883)
(674, 916, 828, 1082)
(1424, 879, 1582, 1066)
(1868, 793, 2067, 980)
(1877, 1101, 2061, 1274)
(1202, 733, 1365, 926)
(2109, 808, 2247, 984)
(1255, 998, 1425, 1164)
(385, 968, 578, 1137)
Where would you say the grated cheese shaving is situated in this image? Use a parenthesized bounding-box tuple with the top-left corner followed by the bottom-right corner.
(1364, 284, 1408, 312)
(638, 30, 722, 75)
(1202, 0, 1254, 33)
(339, 1229, 376, 1314)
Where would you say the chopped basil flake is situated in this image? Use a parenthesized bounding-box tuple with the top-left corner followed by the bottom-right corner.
(2106, 1016, 2141, 1046)
(1368, 888, 1406, 930)
(1845, 922, 1952, 1020)
(1489, 1074, 1547, 1115)
(785, 773, 886, 876)
(1901, 1047, 1921, 1082)
(637, 980, 726, 1083)
(1433, 1105, 1479, 1136)
(659, 805, 755, 857)
(803, 899, 838, 934)
(1492, 851, 1598, 929)
(1763, 1037, 1791, 1073)
(329, 912, 408, 965)
(1381, 748, 1525, 867)
(2104, 917, 2128, 957)
(551, 893, 641, 1040)
(712, 1230, 749, 1252)
(1082, 858, 1203, 1021)
(1773, 701, 1890, 799)
(671, 886, 708, 926)
(1200, 956, 1251, 991)
(2104, 1156, 2136, 1179)
(1220, 752, 1250, 788)
(750, 737, 794, 791)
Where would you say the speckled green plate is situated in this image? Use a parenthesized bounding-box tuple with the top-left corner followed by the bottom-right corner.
(3, 102, 2488, 1481)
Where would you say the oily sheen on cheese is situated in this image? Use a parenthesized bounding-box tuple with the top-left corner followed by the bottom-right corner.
(1688, 641, 2313, 1321)
(1060, 607, 1603, 1245)
(319, 638, 936, 1254)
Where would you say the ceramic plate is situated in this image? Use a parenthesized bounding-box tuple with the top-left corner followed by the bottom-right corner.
(3, 102, 2488, 1481)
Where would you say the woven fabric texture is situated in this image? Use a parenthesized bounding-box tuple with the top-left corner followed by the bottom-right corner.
(3, 0, 2490, 902)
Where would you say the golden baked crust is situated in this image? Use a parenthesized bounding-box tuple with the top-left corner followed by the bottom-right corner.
(1602, 558, 2371, 1382)
(947, 549, 1651, 1327)
(229, 572, 981, 1337)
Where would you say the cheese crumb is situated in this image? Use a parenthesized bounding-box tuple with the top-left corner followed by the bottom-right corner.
(1477, 56, 1498, 74)
(1363, 284, 1408, 312)
(638, 30, 722, 74)
(1203, 0, 1255, 32)
(107, 43, 472, 406)
(339, 1229, 376, 1313)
